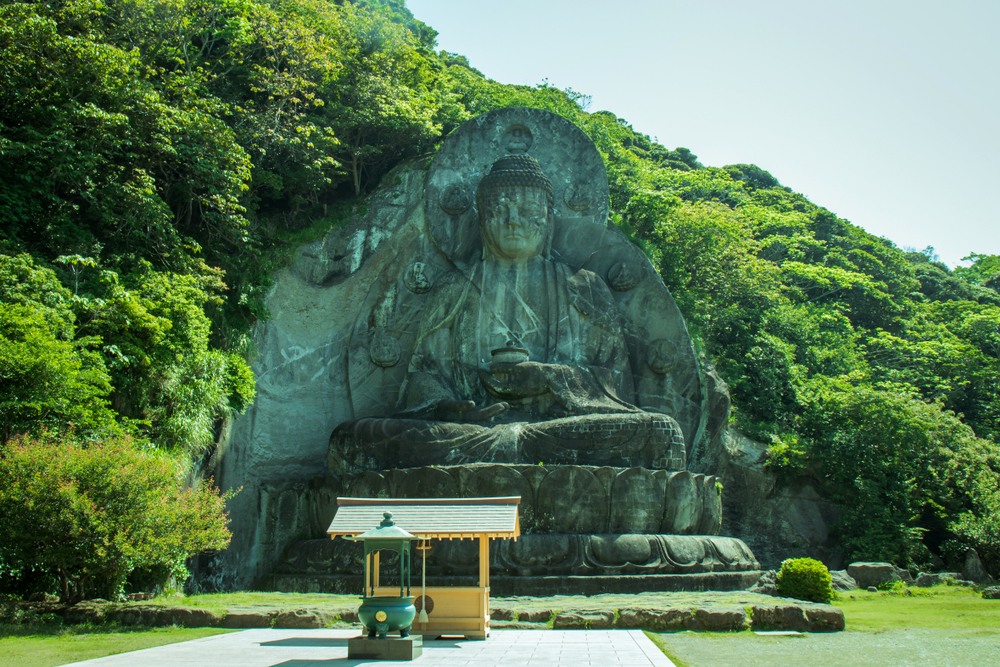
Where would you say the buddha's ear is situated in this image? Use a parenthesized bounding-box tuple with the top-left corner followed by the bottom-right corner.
(542, 208, 556, 259)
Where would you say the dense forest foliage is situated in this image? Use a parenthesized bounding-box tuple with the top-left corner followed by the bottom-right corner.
(1, 0, 998, 585)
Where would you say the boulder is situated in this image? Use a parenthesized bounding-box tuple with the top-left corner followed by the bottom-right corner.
(64, 603, 106, 625)
(829, 570, 857, 592)
(914, 572, 960, 587)
(490, 608, 516, 621)
(961, 549, 996, 586)
(518, 609, 553, 623)
(552, 610, 615, 629)
(274, 609, 332, 629)
(801, 604, 846, 632)
(615, 607, 689, 631)
(749, 569, 779, 596)
(105, 606, 155, 626)
(223, 611, 274, 628)
(684, 607, 749, 632)
(750, 605, 810, 632)
(27, 592, 59, 603)
(982, 586, 1000, 600)
(156, 607, 221, 628)
(847, 562, 900, 589)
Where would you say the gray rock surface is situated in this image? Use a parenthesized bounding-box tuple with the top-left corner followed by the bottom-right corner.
(712, 429, 844, 571)
(273, 609, 332, 629)
(518, 609, 553, 623)
(552, 610, 616, 629)
(686, 607, 749, 631)
(310, 464, 724, 538)
(961, 548, 996, 585)
(848, 562, 900, 589)
(489, 608, 516, 621)
(829, 569, 858, 592)
(104, 606, 221, 628)
(223, 611, 274, 628)
(749, 569, 779, 596)
(800, 603, 847, 631)
(914, 571, 960, 587)
(750, 604, 810, 632)
(615, 607, 689, 631)
(274, 530, 758, 578)
(982, 586, 1000, 599)
(63, 603, 106, 625)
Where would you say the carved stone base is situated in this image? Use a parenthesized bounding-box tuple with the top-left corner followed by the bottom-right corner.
(262, 571, 765, 596)
(309, 464, 723, 537)
(272, 533, 758, 579)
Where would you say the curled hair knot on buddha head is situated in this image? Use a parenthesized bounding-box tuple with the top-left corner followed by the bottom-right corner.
(475, 154, 554, 209)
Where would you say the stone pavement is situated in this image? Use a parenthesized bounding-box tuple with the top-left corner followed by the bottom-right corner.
(62, 628, 675, 666)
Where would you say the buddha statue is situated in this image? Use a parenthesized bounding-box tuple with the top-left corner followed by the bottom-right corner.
(329, 155, 686, 473)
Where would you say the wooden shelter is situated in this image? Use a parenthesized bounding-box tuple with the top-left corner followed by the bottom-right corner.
(328, 496, 521, 639)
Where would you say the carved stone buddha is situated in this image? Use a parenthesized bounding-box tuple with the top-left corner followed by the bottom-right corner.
(330, 154, 686, 473)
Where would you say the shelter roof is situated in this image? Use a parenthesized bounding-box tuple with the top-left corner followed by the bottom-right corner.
(327, 497, 520, 540)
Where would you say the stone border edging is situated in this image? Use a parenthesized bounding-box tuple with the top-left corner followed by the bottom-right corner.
(492, 603, 843, 633)
(15, 599, 844, 633)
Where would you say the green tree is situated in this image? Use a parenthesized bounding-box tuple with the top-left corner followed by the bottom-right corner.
(0, 302, 116, 441)
(318, 2, 441, 194)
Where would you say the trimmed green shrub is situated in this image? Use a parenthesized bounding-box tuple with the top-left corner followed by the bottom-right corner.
(776, 557, 834, 603)
(0, 432, 235, 602)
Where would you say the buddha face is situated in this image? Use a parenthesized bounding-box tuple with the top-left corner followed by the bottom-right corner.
(479, 186, 550, 261)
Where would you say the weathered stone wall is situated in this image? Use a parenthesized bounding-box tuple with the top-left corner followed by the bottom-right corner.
(714, 429, 843, 570)
(202, 161, 433, 589)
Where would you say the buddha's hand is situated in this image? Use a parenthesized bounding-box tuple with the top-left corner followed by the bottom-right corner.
(479, 361, 553, 399)
(434, 399, 508, 422)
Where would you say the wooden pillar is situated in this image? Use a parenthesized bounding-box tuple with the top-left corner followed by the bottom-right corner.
(373, 551, 381, 589)
(479, 536, 490, 635)
(478, 537, 489, 589)
(363, 545, 369, 597)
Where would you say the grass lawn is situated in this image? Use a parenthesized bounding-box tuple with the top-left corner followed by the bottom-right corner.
(653, 585, 1000, 667)
(0, 591, 361, 667)
(0, 624, 234, 667)
(833, 584, 998, 631)
(137, 590, 359, 613)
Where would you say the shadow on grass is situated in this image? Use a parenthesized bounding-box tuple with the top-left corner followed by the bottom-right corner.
(0, 622, 180, 638)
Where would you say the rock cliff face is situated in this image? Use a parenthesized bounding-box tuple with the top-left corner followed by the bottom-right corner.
(201, 161, 432, 589)
(199, 110, 837, 589)
(713, 429, 843, 569)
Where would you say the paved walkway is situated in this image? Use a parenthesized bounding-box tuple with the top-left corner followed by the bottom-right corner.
(62, 629, 675, 666)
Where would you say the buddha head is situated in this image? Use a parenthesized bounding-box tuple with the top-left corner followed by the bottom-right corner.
(475, 155, 554, 261)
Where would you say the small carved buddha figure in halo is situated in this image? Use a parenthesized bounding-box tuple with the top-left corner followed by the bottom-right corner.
(330, 155, 686, 472)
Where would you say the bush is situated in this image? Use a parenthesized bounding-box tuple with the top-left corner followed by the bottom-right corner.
(776, 557, 834, 603)
(0, 432, 235, 602)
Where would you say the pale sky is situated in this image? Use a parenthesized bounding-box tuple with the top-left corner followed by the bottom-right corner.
(407, 0, 999, 268)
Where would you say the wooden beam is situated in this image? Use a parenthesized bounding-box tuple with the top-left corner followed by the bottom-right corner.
(338, 497, 520, 506)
